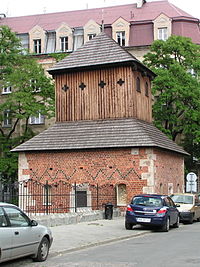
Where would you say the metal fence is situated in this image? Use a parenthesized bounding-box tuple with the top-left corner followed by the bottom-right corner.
(0, 180, 117, 215)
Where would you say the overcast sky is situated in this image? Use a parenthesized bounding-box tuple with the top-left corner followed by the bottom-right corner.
(1, 0, 200, 19)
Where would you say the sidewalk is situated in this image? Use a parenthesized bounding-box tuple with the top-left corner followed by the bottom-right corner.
(49, 217, 151, 256)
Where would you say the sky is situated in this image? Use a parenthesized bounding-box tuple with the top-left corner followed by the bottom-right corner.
(1, 0, 200, 19)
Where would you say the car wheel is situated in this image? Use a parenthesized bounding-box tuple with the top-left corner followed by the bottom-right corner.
(125, 221, 133, 230)
(161, 217, 170, 232)
(188, 214, 194, 224)
(33, 237, 50, 262)
(173, 216, 180, 228)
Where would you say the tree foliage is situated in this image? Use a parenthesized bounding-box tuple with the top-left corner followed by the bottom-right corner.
(143, 35, 200, 169)
(0, 26, 55, 182)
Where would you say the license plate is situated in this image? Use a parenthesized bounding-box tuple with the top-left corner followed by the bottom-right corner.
(136, 218, 151, 223)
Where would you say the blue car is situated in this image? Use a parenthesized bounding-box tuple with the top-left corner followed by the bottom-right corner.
(125, 194, 180, 232)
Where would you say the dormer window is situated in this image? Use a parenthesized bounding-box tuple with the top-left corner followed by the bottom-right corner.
(33, 39, 41, 54)
(88, 34, 96, 41)
(84, 20, 101, 44)
(158, 27, 168, 41)
(60, 36, 68, 52)
(153, 14, 171, 41)
(116, 31, 125, 46)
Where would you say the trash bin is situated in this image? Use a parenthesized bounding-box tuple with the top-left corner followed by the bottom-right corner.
(105, 202, 113, 220)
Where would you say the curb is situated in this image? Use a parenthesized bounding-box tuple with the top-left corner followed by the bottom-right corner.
(49, 230, 151, 258)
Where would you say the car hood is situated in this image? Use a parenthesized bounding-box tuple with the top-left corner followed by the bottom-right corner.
(175, 203, 193, 212)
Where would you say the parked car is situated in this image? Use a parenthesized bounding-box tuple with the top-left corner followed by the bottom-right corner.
(170, 193, 200, 223)
(0, 202, 53, 263)
(125, 194, 180, 232)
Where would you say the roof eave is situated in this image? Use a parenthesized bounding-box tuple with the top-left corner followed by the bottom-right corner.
(48, 60, 156, 79)
(11, 144, 189, 156)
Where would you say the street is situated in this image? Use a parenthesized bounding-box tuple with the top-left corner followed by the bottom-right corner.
(2, 221, 200, 267)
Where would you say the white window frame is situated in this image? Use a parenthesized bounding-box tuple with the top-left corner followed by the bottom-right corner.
(2, 85, 12, 94)
(60, 36, 68, 52)
(88, 34, 96, 41)
(158, 27, 168, 41)
(30, 79, 41, 93)
(29, 113, 45, 125)
(33, 39, 41, 54)
(3, 110, 12, 127)
(116, 31, 125, 46)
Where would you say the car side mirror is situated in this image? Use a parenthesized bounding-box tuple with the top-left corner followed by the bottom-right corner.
(175, 204, 180, 207)
(30, 220, 38, 226)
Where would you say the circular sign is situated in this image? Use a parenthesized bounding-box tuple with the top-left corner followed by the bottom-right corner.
(186, 172, 197, 182)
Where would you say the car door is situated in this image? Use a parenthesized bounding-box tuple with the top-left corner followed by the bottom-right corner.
(3, 206, 40, 259)
(165, 197, 178, 225)
(0, 207, 12, 262)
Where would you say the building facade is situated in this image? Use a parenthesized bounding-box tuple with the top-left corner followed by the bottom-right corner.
(13, 33, 188, 213)
(0, 0, 199, 61)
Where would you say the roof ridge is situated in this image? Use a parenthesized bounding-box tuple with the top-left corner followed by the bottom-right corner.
(48, 32, 141, 74)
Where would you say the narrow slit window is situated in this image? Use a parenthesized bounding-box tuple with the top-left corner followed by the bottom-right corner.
(136, 77, 141, 92)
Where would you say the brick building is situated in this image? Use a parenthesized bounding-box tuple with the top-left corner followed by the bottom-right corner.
(12, 33, 188, 212)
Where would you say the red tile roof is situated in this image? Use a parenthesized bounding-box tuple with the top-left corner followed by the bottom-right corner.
(0, 1, 196, 34)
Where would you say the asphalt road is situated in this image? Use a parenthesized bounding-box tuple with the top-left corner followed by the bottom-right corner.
(2, 222, 200, 267)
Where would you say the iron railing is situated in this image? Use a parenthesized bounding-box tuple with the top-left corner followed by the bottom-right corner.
(0, 180, 117, 215)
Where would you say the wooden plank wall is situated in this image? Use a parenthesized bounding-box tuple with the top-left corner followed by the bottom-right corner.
(55, 66, 152, 123)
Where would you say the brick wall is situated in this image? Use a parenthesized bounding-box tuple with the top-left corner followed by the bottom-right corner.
(18, 147, 184, 212)
(153, 148, 184, 194)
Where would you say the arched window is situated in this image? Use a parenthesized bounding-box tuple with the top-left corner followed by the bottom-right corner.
(145, 82, 149, 96)
(117, 184, 127, 206)
(136, 77, 141, 92)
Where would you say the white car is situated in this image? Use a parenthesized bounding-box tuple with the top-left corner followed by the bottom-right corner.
(0, 202, 53, 263)
(171, 193, 200, 223)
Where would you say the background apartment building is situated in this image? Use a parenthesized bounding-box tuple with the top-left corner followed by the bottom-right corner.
(0, 0, 200, 133)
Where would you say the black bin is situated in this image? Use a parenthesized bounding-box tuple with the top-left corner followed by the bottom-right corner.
(105, 202, 113, 220)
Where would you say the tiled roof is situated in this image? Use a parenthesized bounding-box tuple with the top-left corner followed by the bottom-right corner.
(48, 32, 153, 74)
(12, 118, 188, 155)
(0, 1, 196, 34)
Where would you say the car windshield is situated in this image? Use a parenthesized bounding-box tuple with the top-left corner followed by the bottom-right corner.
(171, 195, 193, 204)
(132, 196, 162, 207)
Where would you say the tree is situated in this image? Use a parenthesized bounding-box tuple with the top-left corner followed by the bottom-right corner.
(0, 26, 55, 183)
(143, 35, 200, 170)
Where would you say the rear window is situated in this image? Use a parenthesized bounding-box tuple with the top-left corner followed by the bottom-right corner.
(171, 195, 193, 204)
(132, 196, 162, 207)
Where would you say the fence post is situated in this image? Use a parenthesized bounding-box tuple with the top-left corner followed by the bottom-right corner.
(45, 181, 49, 215)
(74, 182, 77, 212)
(97, 183, 99, 210)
